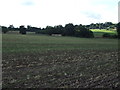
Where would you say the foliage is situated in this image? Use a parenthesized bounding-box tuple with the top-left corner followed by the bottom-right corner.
(103, 33, 118, 38)
(27, 25, 41, 32)
(1, 22, 117, 38)
(19, 25, 26, 34)
(45, 26, 55, 35)
(74, 25, 94, 38)
(2, 26, 9, 34)
(63, 23, 75, 36)
(36, 24, 94, 38)
(86, 22, 116, 29)
(54, 25, 64, 34)
(117, 22, 120, 39)
(111, 34, 118, 38)
(103, 33, 111, 38)
(35, 30, 47, 34)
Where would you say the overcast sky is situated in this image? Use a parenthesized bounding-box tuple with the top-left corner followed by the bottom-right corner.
(0, 0, 119, 28)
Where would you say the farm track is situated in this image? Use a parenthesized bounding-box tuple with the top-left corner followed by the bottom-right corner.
(2, 49, 119, 88)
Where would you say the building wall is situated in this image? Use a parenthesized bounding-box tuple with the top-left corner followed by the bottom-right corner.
(118, 1, 120, 22)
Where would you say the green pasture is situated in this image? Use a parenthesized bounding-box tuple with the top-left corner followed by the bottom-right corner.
(91, 29, 117, 37)
(2, 33, 118, 53)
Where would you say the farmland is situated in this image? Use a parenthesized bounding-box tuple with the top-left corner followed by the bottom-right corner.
(2, 32, 118, 53)
(91, 29, 117, 37)
(2, 33, 119, 88)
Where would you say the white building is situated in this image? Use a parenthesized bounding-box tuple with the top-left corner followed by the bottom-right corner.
(118, 1, 120, 22)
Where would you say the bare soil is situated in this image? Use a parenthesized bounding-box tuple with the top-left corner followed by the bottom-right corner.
(2, 50, 119, 88)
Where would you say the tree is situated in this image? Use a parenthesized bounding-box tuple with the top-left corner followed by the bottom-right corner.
(2, 26, 8, 34)
(27, 25, 31, 31)
(19, 25, 26, 34)
(45, 26, 55, 35)
(27, 25, 31, 29)
(8, 25, 14, 31)
(63, 23, 75, 36)
(36, 25, 63, 35)
(104, 22, 113, 29)
(54, 25, 63, 34)
(89, 23, 96, 29)
(117, 22, 120, 39)
(74, 25, 94, 38)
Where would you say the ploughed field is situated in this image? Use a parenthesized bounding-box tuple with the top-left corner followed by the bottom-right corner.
(2, 34, 119, 88)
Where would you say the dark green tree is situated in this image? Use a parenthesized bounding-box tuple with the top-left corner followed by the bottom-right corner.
(2, 26, 8, 34)
(19, 25, 26, 34)
(45, 26, 55, 35)
(63, 23, 75, 36)
(89, 23, 96, 29)
(8, 25, 14, 31)
(74, 25, 94, 38)
(54, 25, 63, 34)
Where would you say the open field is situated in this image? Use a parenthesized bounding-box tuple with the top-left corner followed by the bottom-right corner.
(2, 33, 118, 53)
(91, 29, 117, 37)
(2, 33, 119, 88)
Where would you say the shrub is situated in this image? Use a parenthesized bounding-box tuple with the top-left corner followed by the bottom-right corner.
(103, 33, 111, 38)
(103, 33, 118, 38)
(19, 26, 26, 34)
(35, 30, 47, 34)
(111, 34, 118, 38)
(74, 27, 94, 38)
(2, 26, 9, 34)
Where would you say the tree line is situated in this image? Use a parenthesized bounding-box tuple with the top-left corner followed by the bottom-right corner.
(1, 22, 119, 38)
(85, 22, 116, 29)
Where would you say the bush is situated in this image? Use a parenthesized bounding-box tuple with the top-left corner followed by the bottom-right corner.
(19, 26, 26, 34)
(103, 33, 118, 38)
(111, 34, 118, 38)
(74, 27, 94, 38)
(2, 26, 9, 34)
(36, 30, 47, 34)
(103, 33, 111, 38)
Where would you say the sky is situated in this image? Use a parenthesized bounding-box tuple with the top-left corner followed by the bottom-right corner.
(0, 0, 119, 28)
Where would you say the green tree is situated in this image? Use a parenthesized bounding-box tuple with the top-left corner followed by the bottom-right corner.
(74, 25, 94, 38)
(63, 23, 75, 36)
(54, 25, 63, 34)
(90, 23, 96, 29)
(2, 26, 8, 34)
(19, 25, 26, 34)
(45, 26, 55, 35)
(8, 25, 14, 31)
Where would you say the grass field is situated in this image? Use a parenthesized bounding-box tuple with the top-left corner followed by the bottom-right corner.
(2, 33, 119, 88)
(2, 33, 118, 53)
(91, 29, 117, 37)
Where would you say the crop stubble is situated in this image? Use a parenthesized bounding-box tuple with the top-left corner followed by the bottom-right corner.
(2, 49, 119, 88)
